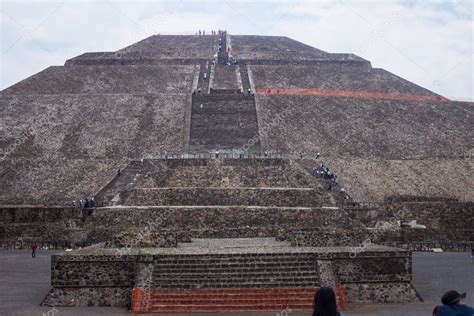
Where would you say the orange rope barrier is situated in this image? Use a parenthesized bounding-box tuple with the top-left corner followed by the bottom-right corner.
(336, 283, 348, 311)
(255, 88, 448, 102)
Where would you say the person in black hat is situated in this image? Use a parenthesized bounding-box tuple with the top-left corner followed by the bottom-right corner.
(434, 290, 473, 316)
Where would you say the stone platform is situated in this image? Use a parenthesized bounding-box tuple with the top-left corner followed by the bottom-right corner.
(42, 238, 419, 311)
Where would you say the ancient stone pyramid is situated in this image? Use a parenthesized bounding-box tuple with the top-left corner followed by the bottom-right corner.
(1, 33, 472, 205)
(1, 32, 473, 313)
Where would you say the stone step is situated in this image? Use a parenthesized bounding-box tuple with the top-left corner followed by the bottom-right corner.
(150, 297, 311, 304)
(155, 261, 317, 267)
(148, 303, 313, 313)
(155, 253, 316, 261)
(154, 270, 317, 277)
(148, 288, 317, 295)
(153, 266, 318, 273)
(154, 280, 319, 289)
(192, 93, 254, 101)
(132, 288, 322, 313)
(154, 275, 319, 282)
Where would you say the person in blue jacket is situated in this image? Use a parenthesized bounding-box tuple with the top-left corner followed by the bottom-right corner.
(435, 290, 474, 316)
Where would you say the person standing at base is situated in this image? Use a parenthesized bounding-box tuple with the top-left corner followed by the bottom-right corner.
(313, 287, 345, 316)
(31, 244, 37, 258)
(434, 290, 474, 316)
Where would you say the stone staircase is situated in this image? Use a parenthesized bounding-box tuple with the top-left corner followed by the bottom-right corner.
(93, 158, 337, 208)
(146, 288, 315, 312)
(153, 254, 319, 289)
(217, 32, 228, 64)
(133, 238, 320, 313)
(190, 94, 260, 153)
(94, 161, 143, 206)
(197, 60, 211, 93)
(239, 63, 251, 92)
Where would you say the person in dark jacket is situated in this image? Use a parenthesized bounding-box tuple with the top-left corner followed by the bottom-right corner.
(313, 287, 345, 316)
(435, 290, 474, 316)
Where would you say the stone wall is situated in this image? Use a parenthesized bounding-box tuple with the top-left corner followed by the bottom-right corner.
(43, 252, 137, 307)
(1, 202, 472, 248)
(121, 187, 329, 207)
(257, 95, 472, 159)
(0, 93, 188, 204)
(345, 282, 419, 304)
(0, 206, 82, 223)
(250, 65, 437, 96)
(325, 158, 473, 203)
(131, 158, 325, 189)
(231, 35, 329, 60)
(1, 65, 196, 95)
(0, 206, 86, 241)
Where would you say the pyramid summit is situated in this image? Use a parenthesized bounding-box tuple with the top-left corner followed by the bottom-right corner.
(0, 31, 472, 312)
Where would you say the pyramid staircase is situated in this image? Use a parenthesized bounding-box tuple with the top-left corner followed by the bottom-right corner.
(197, 60, 211, 93)
(94, 158, 336, 207)
(239, 62, 252, 92)
(94, 161, 143, 206)
(131, 238, 347, 313)
(189, 93, 260, 153)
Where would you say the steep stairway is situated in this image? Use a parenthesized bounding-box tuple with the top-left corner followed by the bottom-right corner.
(132, 238, 322, 313)
(239, 63, 252, 92)
(189, 94, 260, 153)
(145, 288, 315, 312)
(197, 60, 211, 93)
(217, 32, 228, 64)
(94, 161, 143, 206)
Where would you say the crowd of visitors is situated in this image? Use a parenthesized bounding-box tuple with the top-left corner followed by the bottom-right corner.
(196, 29, 226, 36)
(72, 198, 96, 209)
(312, 160, 352, 202)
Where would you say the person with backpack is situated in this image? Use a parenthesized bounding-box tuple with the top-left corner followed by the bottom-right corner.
(433, 290, 474, 316)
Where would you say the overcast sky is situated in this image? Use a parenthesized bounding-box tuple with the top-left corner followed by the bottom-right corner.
(1, 0, 473, 100)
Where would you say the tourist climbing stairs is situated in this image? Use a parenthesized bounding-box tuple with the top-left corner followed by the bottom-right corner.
(217, 32, 228, 65)
(197, 59, 211, 93)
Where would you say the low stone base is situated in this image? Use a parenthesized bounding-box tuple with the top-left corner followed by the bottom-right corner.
(345, 282, 419, 303)
(43, 239, 419, 308)
(42, 287, 131, 307)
